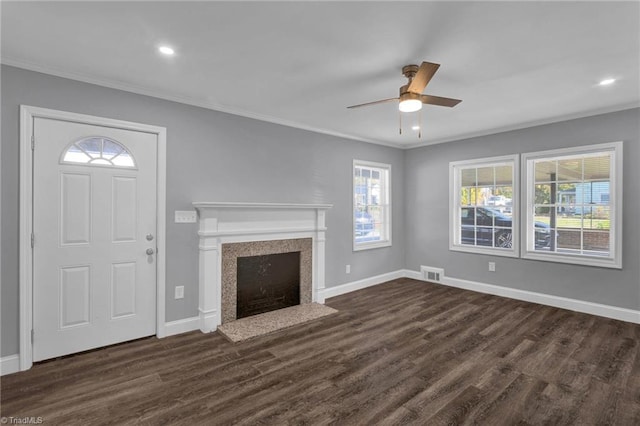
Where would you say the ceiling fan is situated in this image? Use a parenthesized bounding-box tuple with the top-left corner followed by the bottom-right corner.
(347, 61, 462, 113)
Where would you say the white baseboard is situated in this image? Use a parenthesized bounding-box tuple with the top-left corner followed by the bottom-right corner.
(165, 270, 410, 334)
(1, 354, 20, 376)
(320, 270, 407, 300)
(163, 316, 200, 337)
(408, 270, 639, 324)
(7, 270, 633, 375)
(402, 269, 423, 280)
(331, 267, 639, 324)
(165, 271, 409, 335)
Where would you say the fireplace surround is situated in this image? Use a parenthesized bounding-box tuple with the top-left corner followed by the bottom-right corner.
(193, 202, 332, 333)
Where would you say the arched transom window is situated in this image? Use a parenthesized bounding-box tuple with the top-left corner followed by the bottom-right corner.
(61, 137, 136, 168)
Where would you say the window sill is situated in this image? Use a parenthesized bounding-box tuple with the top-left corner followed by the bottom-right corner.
(450, 244, 519, 258)
(522, 251, 621, 269)
(353, 240, 392, 252)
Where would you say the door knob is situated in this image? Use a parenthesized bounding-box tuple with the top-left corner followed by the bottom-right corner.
(146, 248, 155, 255)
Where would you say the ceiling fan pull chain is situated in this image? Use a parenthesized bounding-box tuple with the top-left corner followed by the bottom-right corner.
(399, 110, 402, 135)
(418, 109, 422, 139)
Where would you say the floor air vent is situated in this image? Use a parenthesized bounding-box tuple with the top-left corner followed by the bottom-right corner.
(420, 266, 444, 283)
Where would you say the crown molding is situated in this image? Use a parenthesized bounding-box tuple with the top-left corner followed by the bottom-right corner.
(3, 58, 637, 151)
(1, 58, 404, 149)
(403, 102, 640, 150)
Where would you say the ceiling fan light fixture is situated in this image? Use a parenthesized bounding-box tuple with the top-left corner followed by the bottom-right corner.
(399, 98, 422, 112)
(158, 45, 175, 56)
(347, 61, 461, 139)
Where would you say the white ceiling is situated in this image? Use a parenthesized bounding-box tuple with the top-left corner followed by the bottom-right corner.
(2, 1, 639, 148)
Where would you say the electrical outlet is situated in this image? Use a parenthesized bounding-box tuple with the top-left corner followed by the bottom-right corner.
(346, 264, 351, 274)
(488, 262, 496, 272)
(175, 286, 185, 299)
(175, 210, 197, 223)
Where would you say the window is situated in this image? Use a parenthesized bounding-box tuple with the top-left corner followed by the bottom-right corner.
(450, 155, 518, 257)
(61, 137, 136, 168)
(522, 142, 622, 268)
(353, 160, 391, 250)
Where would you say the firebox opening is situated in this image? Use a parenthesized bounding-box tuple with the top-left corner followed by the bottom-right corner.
(236, 251, 301, 319)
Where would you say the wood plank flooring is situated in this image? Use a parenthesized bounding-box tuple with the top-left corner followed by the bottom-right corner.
(2, 278, 639, 425)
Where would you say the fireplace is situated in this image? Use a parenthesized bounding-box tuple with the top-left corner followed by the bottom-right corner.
(220, 237, 312, 323)
(193, 202, 332, 333)
(236, 251, 301, 319)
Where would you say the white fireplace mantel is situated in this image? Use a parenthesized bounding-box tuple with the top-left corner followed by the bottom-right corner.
(193, 202, 332, 333)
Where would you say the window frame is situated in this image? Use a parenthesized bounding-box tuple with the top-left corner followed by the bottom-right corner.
(449, 154, 519, 258)
(521, 141, 623, 269)
(353, 159, 392, 251)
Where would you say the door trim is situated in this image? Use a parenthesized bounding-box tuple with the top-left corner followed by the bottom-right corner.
(19, 105, 167, 371)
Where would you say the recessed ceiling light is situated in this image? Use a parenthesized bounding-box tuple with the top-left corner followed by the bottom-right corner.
(599, 78, 616, 86)
(412, 125, 420, 131)
(158, 46, 175, 56)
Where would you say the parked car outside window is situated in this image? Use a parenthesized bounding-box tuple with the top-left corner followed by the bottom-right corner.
(355, 210, 375, 237)
(461, 207, 552, 248)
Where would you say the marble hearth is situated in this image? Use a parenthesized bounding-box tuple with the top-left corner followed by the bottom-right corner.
(193, 202, 332, 333)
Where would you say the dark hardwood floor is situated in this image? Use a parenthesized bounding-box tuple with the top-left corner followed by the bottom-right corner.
(2, 278, 639, 425)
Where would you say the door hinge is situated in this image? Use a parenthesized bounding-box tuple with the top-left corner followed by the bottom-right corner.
(31, 233, 35, 248)
(31, 135, 35, 150)
(31, 329, 34, 343)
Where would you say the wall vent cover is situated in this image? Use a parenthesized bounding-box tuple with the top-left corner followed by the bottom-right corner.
(420, 266, 445, 283)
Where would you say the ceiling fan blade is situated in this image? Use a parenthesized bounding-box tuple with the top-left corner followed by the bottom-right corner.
(347, 97, 398, 109)
(420, 94, 462, 107)
(407, 61, 440, 94)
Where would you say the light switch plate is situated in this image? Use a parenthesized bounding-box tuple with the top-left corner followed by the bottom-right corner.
(175, 210, 197, 223)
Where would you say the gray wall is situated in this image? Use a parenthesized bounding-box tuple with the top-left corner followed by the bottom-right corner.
(1, 65, 406, 356)
(2, 64, 638, 359)
(404, 108, 640, 311)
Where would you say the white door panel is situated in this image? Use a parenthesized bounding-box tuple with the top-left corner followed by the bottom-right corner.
(60, 173, 92, 245)
(33, 117, 157, 361)
(112, 176, 138, 242)
(59, 266, 91, 328)
(111, 262, 137, 318)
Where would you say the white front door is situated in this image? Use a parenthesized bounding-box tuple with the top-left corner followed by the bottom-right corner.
(32, 117, 158, 361)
